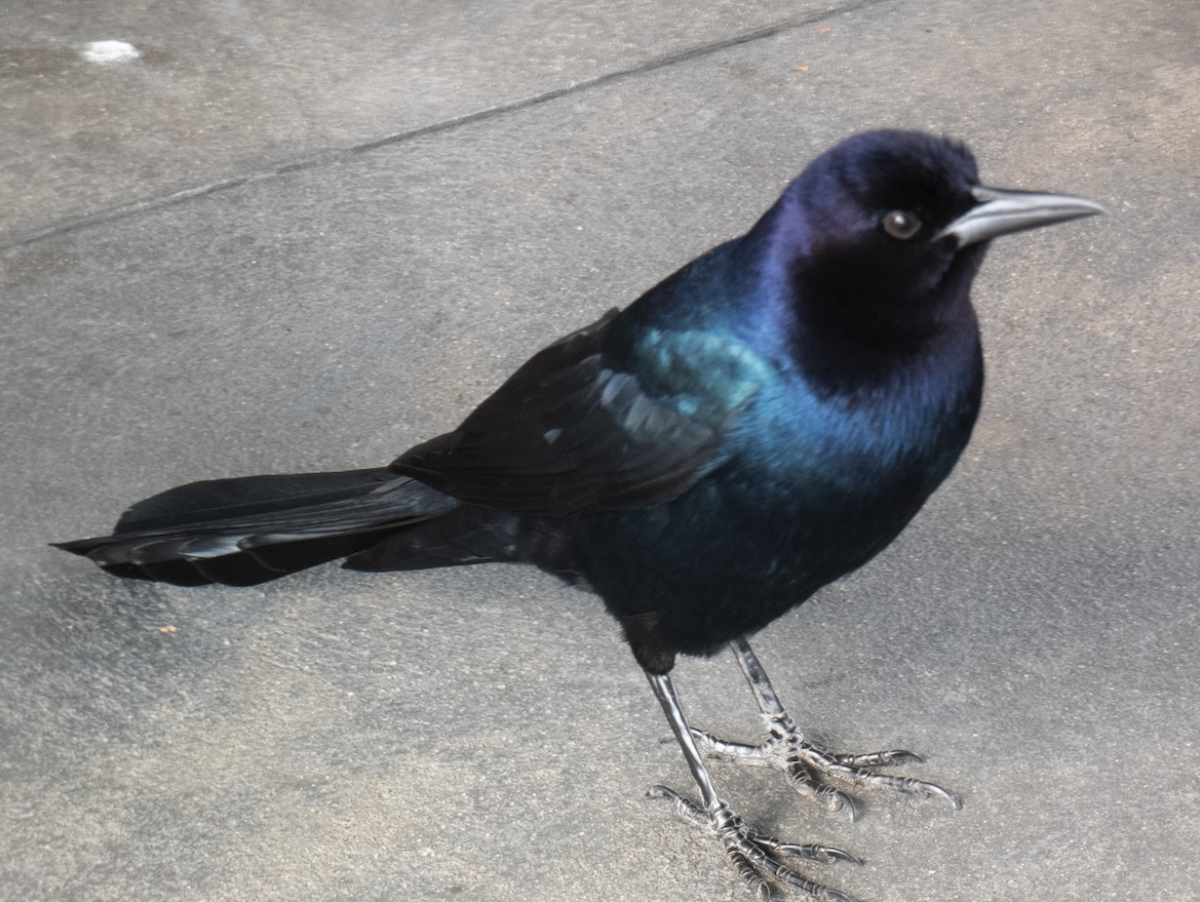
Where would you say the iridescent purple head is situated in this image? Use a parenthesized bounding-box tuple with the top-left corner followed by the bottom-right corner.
(764, 130, 1103, 335)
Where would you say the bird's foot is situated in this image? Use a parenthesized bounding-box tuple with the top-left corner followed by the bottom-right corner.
(690, 713, 961, 817)
(650, 785, 862, 902)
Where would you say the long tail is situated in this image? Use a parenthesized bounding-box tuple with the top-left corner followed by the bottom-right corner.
(54, 468, 462, 587)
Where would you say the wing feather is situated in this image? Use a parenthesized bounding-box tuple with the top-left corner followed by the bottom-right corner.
(391, 309, 744, 516)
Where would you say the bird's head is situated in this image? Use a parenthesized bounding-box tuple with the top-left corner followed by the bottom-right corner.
(769, 130, 1104, 342)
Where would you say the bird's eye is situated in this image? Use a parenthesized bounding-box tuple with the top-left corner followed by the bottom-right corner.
(882, 210, 922, 240)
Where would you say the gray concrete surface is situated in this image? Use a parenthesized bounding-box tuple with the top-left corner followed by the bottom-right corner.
(1, 0, 834, 245)
(2, 1, 1198, 900)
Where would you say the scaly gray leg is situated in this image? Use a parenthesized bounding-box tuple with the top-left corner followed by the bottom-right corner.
(646, 670, 863, 902)
(690, 637, 962, 815)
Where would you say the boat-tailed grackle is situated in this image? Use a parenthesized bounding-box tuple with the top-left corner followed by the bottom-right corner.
(58, 130, 1104, 901)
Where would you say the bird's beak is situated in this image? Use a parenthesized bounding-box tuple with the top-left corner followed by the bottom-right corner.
(935, 186, 1107, 248)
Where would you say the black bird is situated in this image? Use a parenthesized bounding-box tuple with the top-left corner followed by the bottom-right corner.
(57, 130, 1103, 901)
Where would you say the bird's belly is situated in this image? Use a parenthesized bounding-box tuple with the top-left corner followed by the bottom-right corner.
(571, 442, 947, 655)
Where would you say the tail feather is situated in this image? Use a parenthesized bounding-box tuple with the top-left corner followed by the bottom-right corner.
(111, 468, 399, 533)
(55, 468, 459, 587)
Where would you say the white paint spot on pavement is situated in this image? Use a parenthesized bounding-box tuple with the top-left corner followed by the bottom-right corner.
(81, 41, 140, 64)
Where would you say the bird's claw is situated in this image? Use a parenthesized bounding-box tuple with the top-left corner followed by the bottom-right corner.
(689, 716, 962, 814)
(649, 785, 863, 902)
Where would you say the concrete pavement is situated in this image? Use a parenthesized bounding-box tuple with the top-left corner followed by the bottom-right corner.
(2, 1, 1198, 900)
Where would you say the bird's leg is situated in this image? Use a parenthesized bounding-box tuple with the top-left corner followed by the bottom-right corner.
(646, 670, 862, 902)
(689, 636, 961, 815)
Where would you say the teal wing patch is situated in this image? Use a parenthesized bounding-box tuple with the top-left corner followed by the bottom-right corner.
(391, 312, 768, 516)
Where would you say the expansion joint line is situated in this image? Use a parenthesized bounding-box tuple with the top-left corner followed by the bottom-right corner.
(1, 0, 892, 251)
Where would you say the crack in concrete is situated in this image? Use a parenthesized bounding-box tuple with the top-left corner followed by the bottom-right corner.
(0, 0, 889, 252)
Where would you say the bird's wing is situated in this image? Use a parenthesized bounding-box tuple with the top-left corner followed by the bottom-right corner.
(390, 308, 765, 516)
